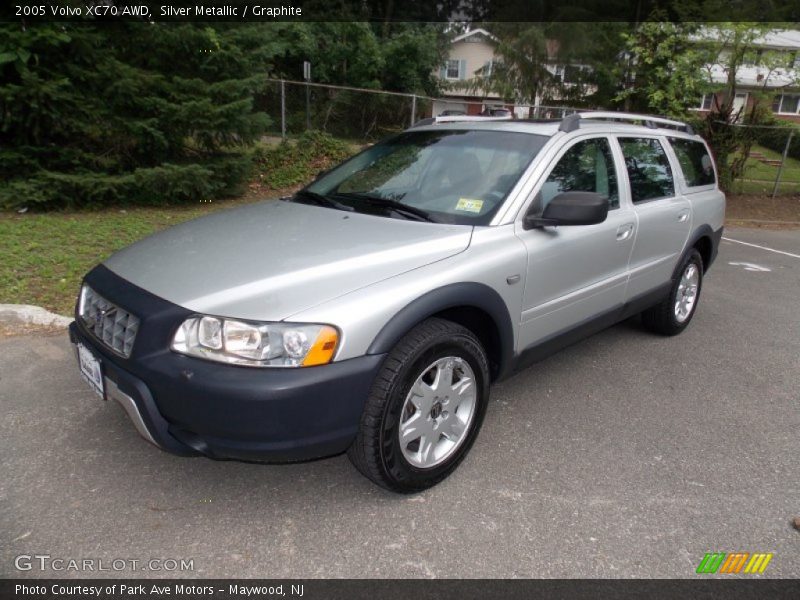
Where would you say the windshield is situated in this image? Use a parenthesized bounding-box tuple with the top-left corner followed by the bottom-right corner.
(304, 129, 547, 225)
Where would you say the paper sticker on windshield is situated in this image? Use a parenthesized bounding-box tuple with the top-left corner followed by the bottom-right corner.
(455, 198, 484, 213)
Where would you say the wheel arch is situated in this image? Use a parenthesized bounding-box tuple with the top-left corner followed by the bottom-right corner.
(366, 283, 515, 382)
(677, 224, 715, 278)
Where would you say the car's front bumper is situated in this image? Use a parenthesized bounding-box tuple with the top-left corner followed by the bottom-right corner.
(70, 265, 384, 463)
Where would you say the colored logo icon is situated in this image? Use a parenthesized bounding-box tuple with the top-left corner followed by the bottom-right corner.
(696, 552, 773, 574)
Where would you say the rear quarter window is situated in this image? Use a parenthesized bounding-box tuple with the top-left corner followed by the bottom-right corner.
(668, 138, 716, 188)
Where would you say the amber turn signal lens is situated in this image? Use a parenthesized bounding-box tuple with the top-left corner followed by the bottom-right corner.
(302, 326, 339, 366)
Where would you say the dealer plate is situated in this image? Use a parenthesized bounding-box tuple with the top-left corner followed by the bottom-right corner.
(77, 343, 105, 400)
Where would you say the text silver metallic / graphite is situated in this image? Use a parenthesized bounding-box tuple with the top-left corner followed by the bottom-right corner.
(159, 5, 303, 17)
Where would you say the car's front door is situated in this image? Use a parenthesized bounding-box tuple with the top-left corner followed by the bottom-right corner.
(614, 136, 692, 301)
(515, 135, 636, 351)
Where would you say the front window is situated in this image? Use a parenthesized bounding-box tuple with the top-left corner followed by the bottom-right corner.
(304, 130, 547, 225)
(536, 138, 619, 212)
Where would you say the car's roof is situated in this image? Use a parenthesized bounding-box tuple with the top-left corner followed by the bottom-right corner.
(412, 120, 562, 136)
(410, 117, 704, 142)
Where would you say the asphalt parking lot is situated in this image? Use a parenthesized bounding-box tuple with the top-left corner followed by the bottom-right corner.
(1, 227, 798, 579)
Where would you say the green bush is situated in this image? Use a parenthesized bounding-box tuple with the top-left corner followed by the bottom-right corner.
(253, 131, 356, 190)
(0, 154, 254, 210)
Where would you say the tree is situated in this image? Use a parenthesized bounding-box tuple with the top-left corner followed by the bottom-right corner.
(464, 22, 630, 111)
(375, 24, 448, 96)
(466, 24, 555, 106)
(261, 22, 446, 139)
(0, 21, 280, 209)
(269, 22, 445, 95)
(693, 23, 798, 190)
(615, 21, 708, 118)
(614, 20, 798, 190)
(542, 21, 631, 109)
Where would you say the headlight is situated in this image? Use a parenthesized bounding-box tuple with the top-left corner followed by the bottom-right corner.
(171, 316, 339, 367)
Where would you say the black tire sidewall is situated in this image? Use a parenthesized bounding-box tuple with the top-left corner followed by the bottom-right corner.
(378, 334, 489, 491)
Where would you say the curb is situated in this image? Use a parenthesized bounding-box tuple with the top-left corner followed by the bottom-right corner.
(0, 304, 72, 329)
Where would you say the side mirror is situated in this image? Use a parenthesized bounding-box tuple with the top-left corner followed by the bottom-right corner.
(524, 191, 609, 229)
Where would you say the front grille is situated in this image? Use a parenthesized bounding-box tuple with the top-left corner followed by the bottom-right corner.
(78, 284, 140, 357)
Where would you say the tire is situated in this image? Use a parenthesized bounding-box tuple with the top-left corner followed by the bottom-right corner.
(641, 249, 704, 336)
(347, 318, 490, 493)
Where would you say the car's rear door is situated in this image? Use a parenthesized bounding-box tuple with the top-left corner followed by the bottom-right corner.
(614, 136, 692, 301)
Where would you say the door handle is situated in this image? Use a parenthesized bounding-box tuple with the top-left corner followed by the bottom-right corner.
(616, 223, 634, 241)
(677, 209, 690, 223)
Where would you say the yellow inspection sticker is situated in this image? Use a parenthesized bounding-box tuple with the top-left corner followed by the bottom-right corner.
(455, 198, 484, 213)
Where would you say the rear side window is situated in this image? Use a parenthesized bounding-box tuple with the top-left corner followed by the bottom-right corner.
(669, 138, 716, 187)
(618, 138, 675, 203)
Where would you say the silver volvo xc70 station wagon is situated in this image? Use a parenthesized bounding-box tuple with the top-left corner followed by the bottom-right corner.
(71, 112, 725, 492)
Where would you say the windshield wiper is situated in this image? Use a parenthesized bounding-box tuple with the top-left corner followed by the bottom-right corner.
(333, 192, 438, 223)
(293, 189, 354, 212)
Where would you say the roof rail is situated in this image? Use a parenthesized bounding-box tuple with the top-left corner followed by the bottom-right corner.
(559, 113, 581, 132)
(559, 111, 694, 134)
(411, 117, 436, 128)
(434, 115, 513, 123)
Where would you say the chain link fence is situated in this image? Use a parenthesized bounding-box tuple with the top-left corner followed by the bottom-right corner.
(260, 79, 799, 197)
(261, 79, 425, 141)
(709, 120, 800, 198)
(260, 79, 582, 142)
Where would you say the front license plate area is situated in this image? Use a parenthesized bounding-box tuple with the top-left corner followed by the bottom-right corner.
(77, 343, 105, 400)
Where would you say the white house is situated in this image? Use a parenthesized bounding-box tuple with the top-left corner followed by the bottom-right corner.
(433, 28, 594, 118)
(433, 28, 507, 116)
(692, 28, 800, 123)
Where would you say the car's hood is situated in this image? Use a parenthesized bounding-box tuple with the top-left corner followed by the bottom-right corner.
(104, 200, 472, 321)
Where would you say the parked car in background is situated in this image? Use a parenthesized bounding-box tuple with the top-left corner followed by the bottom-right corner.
(71, 112, 724, 492)
(481, 106, 512, 117)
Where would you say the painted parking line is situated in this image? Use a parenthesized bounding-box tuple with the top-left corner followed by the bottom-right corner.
(727, 262, 771, 272)
(722, 237, 800, 259)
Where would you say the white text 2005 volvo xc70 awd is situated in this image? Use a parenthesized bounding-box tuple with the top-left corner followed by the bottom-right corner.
(71, 112, 724, 492)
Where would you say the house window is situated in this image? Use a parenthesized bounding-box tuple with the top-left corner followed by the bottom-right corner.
(550, 65, 585, 83)
(698, 94, 714, 110)
(445, 60, 460, 80)
(563, 65, 583, 84)
(773, 93, 800, 114)
(743, 49, 763, 66)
